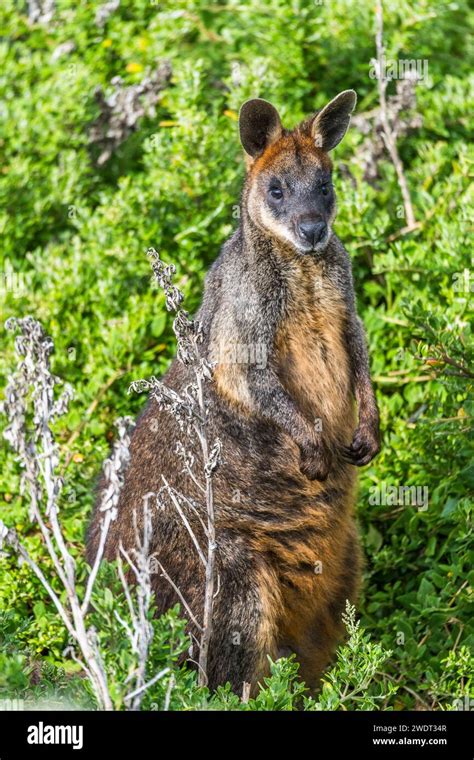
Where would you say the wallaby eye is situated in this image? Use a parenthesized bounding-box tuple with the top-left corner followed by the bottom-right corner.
(321, 183, 330, 196)
(269, 185, 283, 200)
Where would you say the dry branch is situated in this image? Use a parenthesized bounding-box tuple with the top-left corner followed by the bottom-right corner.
(373, 0, 417, 229)
(0, 317, 164, 710)
(129, 248, 221, 687)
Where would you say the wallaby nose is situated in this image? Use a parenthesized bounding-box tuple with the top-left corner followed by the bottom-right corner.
(298, 220, 327, 246)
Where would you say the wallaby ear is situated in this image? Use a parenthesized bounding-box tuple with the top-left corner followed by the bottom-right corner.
(239, 98, 283, 158)
(311, 90, 357, 151)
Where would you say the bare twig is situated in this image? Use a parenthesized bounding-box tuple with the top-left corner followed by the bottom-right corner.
(163, 674, 176, 711)
(373, 0, 417, 229)
(161, 476, 207, 567)
(241, 682, 251, 703)
(156, 558, 203, 632)
(124, 668, 170, 703)
(112, 502, 160, 711)
(89, 63, 172, 165)
(0, 317, 158, 711)
(130, 249, 222, 686)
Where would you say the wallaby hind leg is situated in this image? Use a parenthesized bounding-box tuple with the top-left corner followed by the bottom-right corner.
(147, 528, 281, 696)
(205, 548, 282, 695)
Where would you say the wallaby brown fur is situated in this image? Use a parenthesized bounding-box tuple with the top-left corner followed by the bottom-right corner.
(87, 90, 380, 695)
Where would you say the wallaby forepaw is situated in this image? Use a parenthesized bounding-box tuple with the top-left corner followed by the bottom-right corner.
(299, 443, 332, 481)
(343, 423, 380, 467)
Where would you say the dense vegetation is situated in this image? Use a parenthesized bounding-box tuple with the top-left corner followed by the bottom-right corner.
(0, 0, 472, 710)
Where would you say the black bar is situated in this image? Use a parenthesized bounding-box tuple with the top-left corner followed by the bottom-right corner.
(0, 709, 472, 757)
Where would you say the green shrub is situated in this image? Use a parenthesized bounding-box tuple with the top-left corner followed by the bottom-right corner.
(0, 0, 472, 709)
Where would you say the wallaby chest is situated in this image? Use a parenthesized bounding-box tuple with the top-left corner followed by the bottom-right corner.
(276, 261, 354, 439)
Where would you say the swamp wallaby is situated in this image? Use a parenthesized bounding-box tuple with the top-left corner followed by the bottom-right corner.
(87, 90, 380, 694)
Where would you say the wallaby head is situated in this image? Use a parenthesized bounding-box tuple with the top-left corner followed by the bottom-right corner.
(239, 90, 357, 255)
